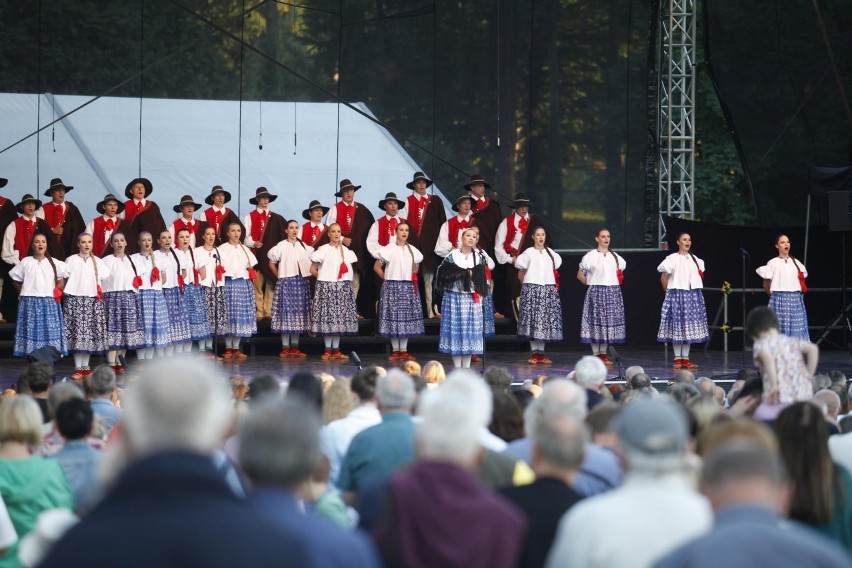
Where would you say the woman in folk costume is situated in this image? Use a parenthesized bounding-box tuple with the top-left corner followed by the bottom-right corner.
(218, 222, 259, 359)
(63, 233, 110, 379)
(434, 228, 494, 369)
(310, 223, 358, 360)
(195, 226, 227, 358)
(176, 227, 211, 353)
(657, 231, 709, 370)
(517, 227, 563, 365)
(376, 221, 425, 362)
(9, 233, 68, 358)
(102, 232, 146, 374)
(268, 220, 314, 358)
(756, 234, 810, 340)
(130, 231, 171, 360)
(577, 228, 627, 367)
(154, 230, 192, 356)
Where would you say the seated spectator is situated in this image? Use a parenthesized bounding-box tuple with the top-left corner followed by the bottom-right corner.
(39, 358, 307, 568)
(286, 372, 323, 413)
(828, 383, 849, 417)
(400, 360, 421, 378)
(322, 377, 354, 425)
(546, 399, 712, 568)
(695, 377, 715, 396)
(40, 381, 91, 456)
(624, 365, 644, 386)
(630, 372, 653, 390)
(338, 370, 416, 504)
(19, 363, 54, 423)
(673, 368, 696, 384)
(490, 391, 525, 443)
(573, 356, 607, 411)
(374, 373, 526, 568)
(49, 398, 103, 515)
(654, 440, 850, 568)
(248, 374, 281, 404)
(814, 389, 842, 435)
(813, 373, 832, 393)
(585, 401, 621, 451)
(484, 366, 513, 393)
(305, 454, 351, 529)
(501, 412, 586, 568)
(712, 385, 726, 408)
(422, 360, 446, 390)
(0, 396, 74, 565)
(239, 398, 378, 566)
(668, 382, 701, 405)
(86, 365, 122, 434)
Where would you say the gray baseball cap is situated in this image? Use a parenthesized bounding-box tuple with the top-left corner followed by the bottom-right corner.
(615, 399, 688, 455)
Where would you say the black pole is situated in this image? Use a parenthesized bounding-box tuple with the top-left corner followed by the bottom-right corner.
(741, 247, 749, 366)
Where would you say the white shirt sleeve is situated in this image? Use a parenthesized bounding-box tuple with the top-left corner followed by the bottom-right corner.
(366, 221, 381, 259)
(243, 213, 255, 247)
(2, 223, 20, 266)
(494, 218, 511, 264)
(434, 222, 452, 258)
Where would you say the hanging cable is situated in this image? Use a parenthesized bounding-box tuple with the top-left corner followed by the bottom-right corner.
(237, 0, 246, 211)
(496, 0, 501, 149)
(258, 101, 263, 149)
(36, 0, 42, 189)
(430, 0, 437, 194)
(334, 0, 343, 199)
(138, 0, 144, 177)
(51, 93, 56, 152)
(293, 5, 298, 155)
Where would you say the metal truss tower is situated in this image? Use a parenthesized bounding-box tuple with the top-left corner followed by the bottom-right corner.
(657, 0, 696, 245)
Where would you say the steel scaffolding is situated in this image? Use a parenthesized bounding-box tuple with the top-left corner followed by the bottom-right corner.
(657, 0, 696, 245)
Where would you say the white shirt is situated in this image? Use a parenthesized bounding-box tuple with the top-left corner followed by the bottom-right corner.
(130, 253, 164, 291)
(2, 215, 38, 266)
(243, 208, 272, 248)
(195, 246, 225, 288)
(445, 248, 495, 270)
(9, 257, 69, 296)
(154, 249, 188, 290)
(829, 432, 852, 476)
(310, 244, 357, 282)
(756, 256, 808, 292)
(102, 254, 145, 293)
(84, 215, 121, 250)
(546, 472, 713, 568)
(494, 213, 530, 264)
(63, 255, 110, 297)
(516, 246, 562, 285)
(0, 495, 16, 551)
(320, 404, 382, 486)
(267, 239, 314, 279)
(219, 242, 259, 280)
(180, 247, 208, 285)
(579, 249, 626, 286)
(657, 252, 705, 290)
(366, 214, 407, 259)
(434, 215, 473, 258)
(378, 242, 423, 281)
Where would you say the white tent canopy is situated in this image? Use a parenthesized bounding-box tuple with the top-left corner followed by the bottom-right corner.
(0, 93, 452, 223)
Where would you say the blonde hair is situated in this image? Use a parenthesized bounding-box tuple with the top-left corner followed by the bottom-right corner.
(0, 395, 43, 446)
(401, 360, 421, 377)
(422, 360, 446, 385)
(322, 377, 354, 425)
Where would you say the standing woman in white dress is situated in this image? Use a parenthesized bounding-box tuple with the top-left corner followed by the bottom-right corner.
(153, 230, 191, 356)
(755, 234, 809, 340)
(376, 221, 425, 362)
(195, 226, 227, 358)
(176, 227, 211, 353)
(310, 223, 358, 360)
(63, 233, 110, 379)
(268, 219, 314, 358)
(577, 228, 626, 367)
(130, 231, 171, 361)
(102, 232, 146, 374)
(657, 232, 708, 370)
(516, 227, 563, 365)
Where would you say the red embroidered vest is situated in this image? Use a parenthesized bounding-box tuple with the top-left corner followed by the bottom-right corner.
(447, 216, 470, 249)
(502, 213, 529, 254)
(14, 217, 37, 260)
(124, 200, 150, 223)
(334, 202, 356, 235)
(42, 202, 66, 229)
(92, 216, 120, 257)
(301, 222, 322, 246)
(407, 195, 427, 233)
(204, 208, 229, 235)
(249, 210, 269, 242)
(377, 216, 399, 246)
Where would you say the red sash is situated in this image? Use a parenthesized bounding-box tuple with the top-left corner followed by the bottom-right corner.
(447, 217, 470, 248)
(377, 216, 399, 246)
(335, 202, 356, 235)
(249, 210, 269, 242)
(407, 195, 427, 233)
(502, 214, 529, 254)
(13, 217, 36, 260)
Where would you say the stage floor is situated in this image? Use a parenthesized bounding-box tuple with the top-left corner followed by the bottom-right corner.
(2, 346, 851, 391)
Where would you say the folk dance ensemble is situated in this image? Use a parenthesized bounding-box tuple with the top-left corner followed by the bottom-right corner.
(176, 227, 211, 350)
(756, 234, 809, 341)
(310, 223, 358, 360)
(101, 232, 146, 373)
(63, 234, 110, 378)
(434, 228, 494, 369)
(9, 234, 68, 358)
(130, 232, 171, 360)
(268, 220, 314, 358)
(376, 221, 425, 362)
(516, 227, 563, 365)
(578, 228, 627, 367)
(195, 226, 227, 356)
(657, 232, 709, 370)
(218, 223, 259, 359)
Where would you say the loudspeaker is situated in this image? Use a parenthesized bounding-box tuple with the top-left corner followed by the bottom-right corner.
(26, 346, 61, 364)
(828, 191, 852, 232)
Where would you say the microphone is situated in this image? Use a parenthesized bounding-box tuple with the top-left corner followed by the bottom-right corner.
(740, 247, 750, 257)
(349, 351, 363, 370)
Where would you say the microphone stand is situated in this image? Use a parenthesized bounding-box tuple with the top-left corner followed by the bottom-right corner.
(479, 250, 488, 373)
(213, 252, 221, 359)
(740, 247, 749, 367)
(607, 345, 624, 382)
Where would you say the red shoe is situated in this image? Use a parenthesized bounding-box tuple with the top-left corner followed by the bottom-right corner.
(321, 349, 333, 360)
(233, 350, 248, 360)
(279, 348, 292, 359)
(528, 354, 539, 365)
(471, 354, 483, 362)
(388, 351, 402, 362)
(672, 358, 683, 369)
(681, 359, 698, 370)
(538, 354, 553, 365)
(289, 348, 307, 358)
(400, 351, 416, 361)
(597, 354, 614, 367)
(332, 349, 347, 360)
(222, 348, 234, 360)
(82, 367, 93, 376)
(71, 369, 84, 380)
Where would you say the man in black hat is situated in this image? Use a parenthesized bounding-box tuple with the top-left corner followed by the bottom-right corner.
(434, 194, 475, 258)
(406, 172, 446, 318)
(494, 193, 550, 318)
(366, 192, 409, 259)
(123, 178, 166, 243)
(300, 200, 328, 247)
(243, 187, 286, 320)
(321, 179, 375, 316)
(36, 178, 86, 260)
(0, 178, 20, 322)
(467, 174, 505, 318)
(202, 185, 245, 246)
(2, 194, 61, 268)
(86, 194, 134, 257)
(169, 195, 209, 249)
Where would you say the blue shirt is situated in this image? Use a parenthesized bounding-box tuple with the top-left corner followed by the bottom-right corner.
(338, 412, 415, 493)
(90, 398, 122, 432)
(250, 488, 379, 568)
(49, 440, 102, 515)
